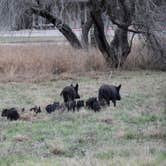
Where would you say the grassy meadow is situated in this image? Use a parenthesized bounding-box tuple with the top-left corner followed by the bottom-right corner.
(0, 70, 165, 166)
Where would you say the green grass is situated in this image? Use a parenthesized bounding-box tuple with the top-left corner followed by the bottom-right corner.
(0, 71, 166, 166)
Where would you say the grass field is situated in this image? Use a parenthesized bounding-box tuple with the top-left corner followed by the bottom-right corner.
(0, 36, 65, 43)
(0, 70, 166, 166)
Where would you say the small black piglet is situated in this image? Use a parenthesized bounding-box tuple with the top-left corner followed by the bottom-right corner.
(1, 108, 20, 121)
(86, 97, 101, 112)
(45, 102, 60, 114)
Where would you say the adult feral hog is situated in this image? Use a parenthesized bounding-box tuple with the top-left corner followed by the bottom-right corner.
(98, 84, 121, 107)
(60, 84, 80, 103)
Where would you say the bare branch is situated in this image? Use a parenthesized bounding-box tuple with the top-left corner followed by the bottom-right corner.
(31, 6, 82, 49)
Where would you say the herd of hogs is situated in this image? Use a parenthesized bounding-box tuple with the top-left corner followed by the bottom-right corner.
(1, 83, 122, 121)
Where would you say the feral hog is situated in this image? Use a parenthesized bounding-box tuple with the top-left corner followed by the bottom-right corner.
(98, 84, 121, 107)
(1, 108, 20, 121)
(86, 97, 101, 112)
(30, 106, 41, 114)
(76, 100, 84, 111)
(60, 84, 80, 103)
(92, 101, 101, 112)
(45, 102, 60, 113)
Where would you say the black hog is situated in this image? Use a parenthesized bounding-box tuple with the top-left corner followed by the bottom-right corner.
(86, 97, 101, 112)
(76, 100, 84, 111)
(45, 104, 54, 114)
(30, 106, 41, 114)
(60, 84, 80, 103)
(1, 108, 20, 121)
(98, 84, 121, 107)
(92, 100, 101, 112)
(86, 97, 97, 109)
(45, 102, 60, 113)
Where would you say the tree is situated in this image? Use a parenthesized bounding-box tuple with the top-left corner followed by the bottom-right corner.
(88, 0, 166, 67)
(0, 0, 165, 68)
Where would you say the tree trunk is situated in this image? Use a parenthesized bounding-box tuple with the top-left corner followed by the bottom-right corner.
(90, 0, 119, 67)
(110, 28, 131, 67)
(93, 20, 117, 66)
(31, 7, 82, 49)
(81, 12, 93, 48)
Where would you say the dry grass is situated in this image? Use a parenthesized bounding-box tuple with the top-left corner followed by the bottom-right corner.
(48, 137, 66, 156)
(0, 39, 165, 82)
(13, 134, 31, 142)
(0, 43, 106, 82)
(20, 112, 37, 121)
(124, 38, 166, 70)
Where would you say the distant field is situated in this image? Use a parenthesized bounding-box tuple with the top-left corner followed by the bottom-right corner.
(0, 71, 165, 166)
(0, 30, 64, 43)
(0, 28, 114, 43)
(0, 36, 66, 43)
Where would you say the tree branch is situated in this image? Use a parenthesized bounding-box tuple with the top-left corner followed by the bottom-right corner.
(31, 6, 82, 49)
(128, 33, 136, 53)
(81, 11, 93, 48)
(110, 18, 149, 34)
(90, 10, 118, 65)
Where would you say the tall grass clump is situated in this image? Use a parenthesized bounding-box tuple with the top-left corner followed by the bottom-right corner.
(0, 38, 165, 82)
(124, 38, 166, 70)
(0, 43, 107, 81)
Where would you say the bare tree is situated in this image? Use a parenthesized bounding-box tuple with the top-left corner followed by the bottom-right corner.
(88, 0, 166, 67)
(0, 0, 165, 67)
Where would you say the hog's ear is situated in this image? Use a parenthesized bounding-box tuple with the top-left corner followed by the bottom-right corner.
(117, 84, 121, 91)
(70, 84, 74, 87)
(75, 83, 79, 91)
(3, 109, 7, 112)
